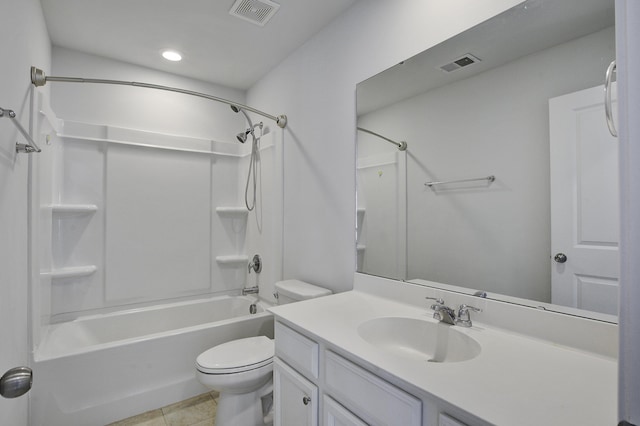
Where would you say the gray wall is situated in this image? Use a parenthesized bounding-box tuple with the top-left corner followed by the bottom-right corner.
(247, 0, 523, 293)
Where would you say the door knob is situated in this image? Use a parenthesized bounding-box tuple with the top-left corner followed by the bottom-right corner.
(0, 367, 32, 399)
(554, 253, 567, 263)
(302, 396, 311, 405)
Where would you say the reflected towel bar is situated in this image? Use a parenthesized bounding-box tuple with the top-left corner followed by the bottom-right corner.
(425, 175, 495, 187)
(0, 107, 42, 153)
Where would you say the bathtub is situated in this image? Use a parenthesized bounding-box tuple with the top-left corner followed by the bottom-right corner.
(30, 295, 274, 426)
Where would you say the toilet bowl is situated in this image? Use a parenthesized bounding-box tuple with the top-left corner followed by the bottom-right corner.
(196, 336, 274, 426)
(196, 280, 331, 426)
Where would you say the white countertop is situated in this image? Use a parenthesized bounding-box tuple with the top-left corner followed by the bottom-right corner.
(269, 289, 617, 426)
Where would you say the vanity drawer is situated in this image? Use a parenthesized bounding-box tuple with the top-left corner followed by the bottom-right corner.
(324, 351, 422, 426)
(275, 321, 320, 379)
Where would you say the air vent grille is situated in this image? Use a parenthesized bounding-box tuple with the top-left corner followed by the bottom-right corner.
(439, 54, 481, 73)
(229, 0, 280, 27)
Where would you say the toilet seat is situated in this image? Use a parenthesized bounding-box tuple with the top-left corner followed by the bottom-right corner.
(196, 336, 274, 375)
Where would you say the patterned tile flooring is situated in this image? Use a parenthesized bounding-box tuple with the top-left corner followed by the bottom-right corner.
(108, 392, 219, 426)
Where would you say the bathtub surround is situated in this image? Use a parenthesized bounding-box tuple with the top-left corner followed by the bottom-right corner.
(37, 121, 277, 320)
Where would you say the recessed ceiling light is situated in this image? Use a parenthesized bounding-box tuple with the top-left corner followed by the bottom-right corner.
(161, 50, 182, 62)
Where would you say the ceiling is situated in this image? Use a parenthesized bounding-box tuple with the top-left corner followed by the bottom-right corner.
(40, 0, 358, 90)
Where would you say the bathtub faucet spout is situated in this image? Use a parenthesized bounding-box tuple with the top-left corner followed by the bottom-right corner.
(242, 286, 259, 295)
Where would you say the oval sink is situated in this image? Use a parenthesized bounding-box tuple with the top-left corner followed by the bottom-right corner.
(357, 317, 481, 363)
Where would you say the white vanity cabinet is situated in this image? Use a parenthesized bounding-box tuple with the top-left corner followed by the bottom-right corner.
(274, 321, 433, 426)
(274, 321, 320, 426)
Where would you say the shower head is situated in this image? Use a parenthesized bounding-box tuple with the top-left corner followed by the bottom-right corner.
(236, 129, 251, 143)
(231, 105, 257, 144)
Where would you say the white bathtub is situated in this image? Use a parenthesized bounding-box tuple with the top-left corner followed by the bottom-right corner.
(30, 295, 274, 426)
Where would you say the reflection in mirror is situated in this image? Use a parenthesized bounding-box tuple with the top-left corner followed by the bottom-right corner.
(356, 0, 617, 322)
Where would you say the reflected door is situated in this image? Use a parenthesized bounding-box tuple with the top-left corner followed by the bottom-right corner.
(549, 84, 619, 315)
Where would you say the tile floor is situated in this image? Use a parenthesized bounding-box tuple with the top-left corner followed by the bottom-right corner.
(108, 392, 219, 426)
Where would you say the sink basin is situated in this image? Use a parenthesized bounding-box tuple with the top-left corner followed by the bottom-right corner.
(357, 317, 481, 363)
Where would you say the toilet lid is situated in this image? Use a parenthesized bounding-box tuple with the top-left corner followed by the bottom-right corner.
(196, 336, 274, 374)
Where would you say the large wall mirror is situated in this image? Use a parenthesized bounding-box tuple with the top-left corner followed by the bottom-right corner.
(356, 0, 617, 322)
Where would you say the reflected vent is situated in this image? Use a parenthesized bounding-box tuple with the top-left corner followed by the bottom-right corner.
(229, 0, 280, 26)
(440, 54, 481, 73)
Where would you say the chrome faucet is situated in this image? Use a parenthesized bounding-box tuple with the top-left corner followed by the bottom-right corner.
(242, 286, 259, 295)
(455, 304, 482, 327)
(426, 297, 456, 325)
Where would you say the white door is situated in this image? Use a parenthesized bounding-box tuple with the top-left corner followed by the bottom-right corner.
(549, 84, 619, 315)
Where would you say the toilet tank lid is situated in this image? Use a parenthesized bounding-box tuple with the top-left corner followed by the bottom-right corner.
(274, 280, 332, 300)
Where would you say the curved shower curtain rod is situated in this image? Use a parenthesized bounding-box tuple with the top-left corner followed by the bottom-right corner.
(30, 66, 287, 129)
(357, 127, 406, 151)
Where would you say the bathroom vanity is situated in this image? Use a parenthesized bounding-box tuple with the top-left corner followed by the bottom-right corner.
(268, 274, 617, 426)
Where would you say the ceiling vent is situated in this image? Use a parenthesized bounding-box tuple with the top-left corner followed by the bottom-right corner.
(439, 54, 481, 73)
(229, 0, 280, 27)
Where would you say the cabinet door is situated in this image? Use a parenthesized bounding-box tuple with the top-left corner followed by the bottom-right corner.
(324, 396, 368, 426)
(274, 357, 318, 426)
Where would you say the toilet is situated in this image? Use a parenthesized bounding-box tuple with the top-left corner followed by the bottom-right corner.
(196, 280, 331, 426)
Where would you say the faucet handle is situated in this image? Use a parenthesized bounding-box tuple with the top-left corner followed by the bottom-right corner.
(455, 304, 482, 327)
(425, 296, 444, 305)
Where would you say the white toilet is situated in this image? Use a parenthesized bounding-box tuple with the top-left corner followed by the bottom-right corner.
(196, 280, 331, 426)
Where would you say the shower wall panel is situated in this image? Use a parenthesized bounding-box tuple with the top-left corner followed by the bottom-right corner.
(105, 144, 211, 303)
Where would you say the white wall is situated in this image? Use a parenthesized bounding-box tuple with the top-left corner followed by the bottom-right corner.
(358, 27, 615, 302)
(0, 0, 51, 423)
(247, 0, 523, 293)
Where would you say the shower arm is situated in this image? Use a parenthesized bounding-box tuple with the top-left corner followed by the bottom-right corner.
(30, 66, 287, 129)
(357, 127, 407, 151)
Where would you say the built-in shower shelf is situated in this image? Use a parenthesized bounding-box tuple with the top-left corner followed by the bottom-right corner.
(43, 265, 97, 279)
(49, 204, 98, 214)
(357, 244, 366, 252)
(216, 207, 248, 217)
(215, 255, 249, 265)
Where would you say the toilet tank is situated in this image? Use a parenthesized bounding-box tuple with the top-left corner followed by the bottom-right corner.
(274, 280, 331, 305)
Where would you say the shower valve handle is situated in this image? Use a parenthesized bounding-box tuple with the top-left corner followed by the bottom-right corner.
(248, 254, 262, 274)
